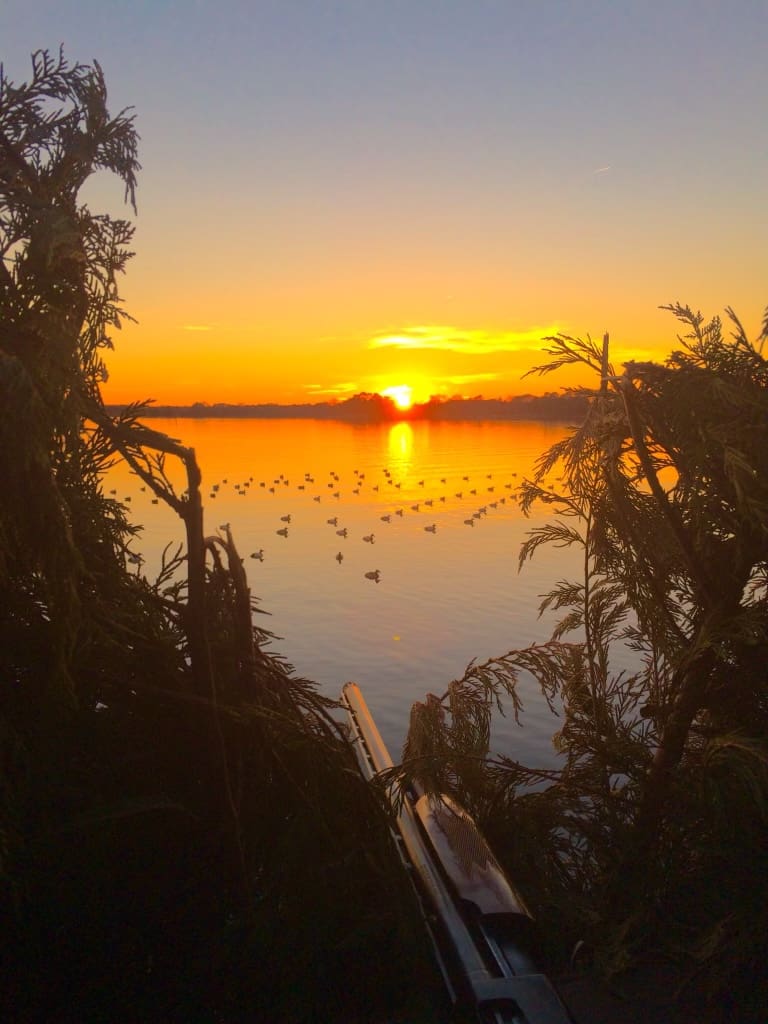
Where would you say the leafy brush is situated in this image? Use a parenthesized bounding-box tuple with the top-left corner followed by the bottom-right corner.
(1, 50, 436, 1023)
(399, 304, 768, 1011)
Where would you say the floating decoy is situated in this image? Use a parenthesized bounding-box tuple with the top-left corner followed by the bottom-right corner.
(411, 503, 420, 512)
(364, 570, 381, 583)
(464, 518, 474, 526)
(418, 480, 425, 487)
(424, 524, 437, 533)
(424, 499, 433, 507)
(469, 489, 476, 495)
(363, 534, 375, 544)
(463, 475, 469, 481)
(440, 477, 446, 484)
(333, 491, 340, 499)
(380, 514, 391, 523)
(314, 495, 321, 502)
(455, 492, 463, 498)
(439, 496, 446, 502)
(250, 549, 264, 561)
(280, 514, 291, 523)
(151, 498, 158, 504)
(336, 551, 344, 563)
(395, 508, 404, 517)
(336, 528, 348, 538)
(276, 527, 288, 537)
(327, 516, 338, 526)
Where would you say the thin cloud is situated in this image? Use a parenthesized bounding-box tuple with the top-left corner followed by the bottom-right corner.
(368, 324, 561, 354)
(592, 165, 612, 175)
(439, 372, 500, 386)
(304, 381, 360, 397)
(181, 324, 213, 332)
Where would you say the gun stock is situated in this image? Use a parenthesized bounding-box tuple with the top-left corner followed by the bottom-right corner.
(341, 681, 573, 1024)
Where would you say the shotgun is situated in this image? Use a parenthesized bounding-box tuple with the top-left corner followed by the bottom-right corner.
(340, 681, 573, 1024)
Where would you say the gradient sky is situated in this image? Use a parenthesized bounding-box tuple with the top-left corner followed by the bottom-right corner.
(2, 1, 766, 404)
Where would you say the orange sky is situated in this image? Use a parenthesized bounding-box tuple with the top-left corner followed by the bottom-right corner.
(101, 248, 764, 406)
(4, 4, 764, 407)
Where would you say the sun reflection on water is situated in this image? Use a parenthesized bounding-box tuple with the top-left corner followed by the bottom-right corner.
(386, 422, 413, 475)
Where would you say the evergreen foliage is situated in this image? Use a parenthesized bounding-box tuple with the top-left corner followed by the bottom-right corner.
(400, 308, 768, 1019)
(1, 50, 439, 1022)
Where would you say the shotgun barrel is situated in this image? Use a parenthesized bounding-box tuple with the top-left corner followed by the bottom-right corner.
(340, 681, 573, 1024)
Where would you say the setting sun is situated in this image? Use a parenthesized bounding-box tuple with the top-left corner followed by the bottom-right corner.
(380, 384, 413, 411)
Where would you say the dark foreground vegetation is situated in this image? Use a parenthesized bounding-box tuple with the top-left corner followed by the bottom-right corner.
(2, 50, 767, 1023)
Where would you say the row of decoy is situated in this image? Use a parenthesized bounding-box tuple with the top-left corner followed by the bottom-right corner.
(121, 465, 526, 584)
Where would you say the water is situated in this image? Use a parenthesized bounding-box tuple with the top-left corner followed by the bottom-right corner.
(109, 417, 581, 765)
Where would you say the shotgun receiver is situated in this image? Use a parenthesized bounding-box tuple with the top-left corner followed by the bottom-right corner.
(340, 681, 573, 1024)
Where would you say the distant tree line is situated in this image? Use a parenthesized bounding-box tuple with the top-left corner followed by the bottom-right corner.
(106, 391, 590, 423)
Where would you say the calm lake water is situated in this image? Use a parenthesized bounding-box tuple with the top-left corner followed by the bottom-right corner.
(110, 418, 581, 766)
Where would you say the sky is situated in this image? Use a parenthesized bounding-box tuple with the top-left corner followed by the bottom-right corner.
(2, 1, 766, 405)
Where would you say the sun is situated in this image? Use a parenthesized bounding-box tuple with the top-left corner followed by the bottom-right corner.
(380, 384, 413, 411)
